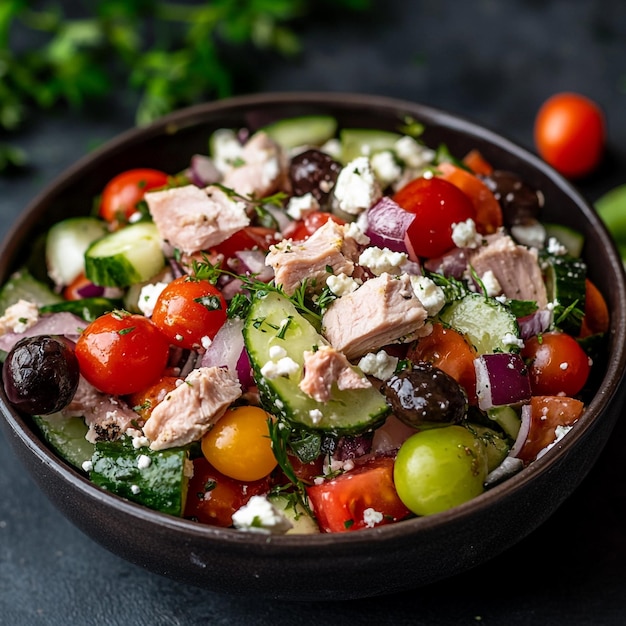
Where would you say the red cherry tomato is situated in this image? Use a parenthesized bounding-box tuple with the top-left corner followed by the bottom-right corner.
(184, 457, 271, 528)
(306, 457, 411, 533)
(211, 226, 277, 263)
(286, 211, 346, 241)
(393, 176, 476, 259)
(516, 396, 585, 463)
(579, 278, 609, 338)
(151, 276, 227, 350)
(534, 92, 606, 179)
(521, 332, 591, 396)
(99, 168, 169, 223)
(75, 310, 170, 395)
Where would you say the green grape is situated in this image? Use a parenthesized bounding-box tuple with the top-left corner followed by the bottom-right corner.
(393, 425, 488, 516)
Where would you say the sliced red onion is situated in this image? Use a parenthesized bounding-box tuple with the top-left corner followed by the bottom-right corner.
(424, 247, 470, 279)
(364, 197, 414, 253)
(76, 282, 105, 298)
(474, 353, 531, 411)
(236, 349, 254, 389)
(188, 154, 222, 187)
(0, 312, 86, 353)
(518, 309, 551, 340)
(200, 318, 251, 388)
(509, 403, 532, 459)
(263, 203, 292, 234)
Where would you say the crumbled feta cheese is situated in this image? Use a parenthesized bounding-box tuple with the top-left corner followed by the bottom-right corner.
(358, 350, 398, 381)
(363, 507, 384, 528)
(410, 275, 445, 316)
(130, 484, 141, 495)
(394, 135, 435, 169)
(344, 220, 371, 246)
(137, 454, 152, 470)
(480, 270, 502, 297)
(0, 299, 39, 335)
(269, 345, 288, 360)
(201, 336, 212, 350)
(137, 282, 169, 317)
(309, 408, 323, 425)
(370, 150, 403, 188)
(326, 273, 361, 297)
(260, 356, 299, 379)
(319, 138, 342, 160)
(286, 193, 320, 220)
(231, 495, 293, 534)
(560, 362, 569, 370)
(333, 157, 382, 215)
(536, 424, 574, 460)
(502, 332, 525, 349)
(131, 435, 150, 449)
(451, 218, 482, 249)
(359, 246, 408, 276)
(211, 128, 244, 173)
(81, 460, 93, 473)
(546, 236, 568, 256)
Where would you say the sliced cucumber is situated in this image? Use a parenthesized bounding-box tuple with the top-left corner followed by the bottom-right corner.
(340, 128, 403, 162)
(267, 493, 320, 534)
(85, 222, 165, 288)
(467, 424, 510, 472)
(486, 405, 521, 440)
(543, 253, 586, 336)
(33, 413, 95, 470)
(0, 267, 61, 313)
(39, 296, 123, 322)
(90, 436, 189, 517)
(262, 115, 338, 149)
(46, 216, 108, 287)
(243, 291, 389, 435)
(543, 223, 585, 258)
(437, 293, 520, 354)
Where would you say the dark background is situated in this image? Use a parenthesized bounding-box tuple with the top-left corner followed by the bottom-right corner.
(2, 1, 626, 624)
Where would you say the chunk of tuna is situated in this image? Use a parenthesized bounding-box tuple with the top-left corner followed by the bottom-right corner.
(299, 345, 371, 403)
(143, 366, 242, 451)
(322, 273, 428, 360)
(146, 184, 249, 255)
(63, 376, 138, 443)
(265, 220, 359, 295)
(470, 234, 548, 307)
(222, 131, 289, 198)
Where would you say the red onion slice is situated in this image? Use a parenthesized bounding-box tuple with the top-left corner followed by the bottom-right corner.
(187, 154, 222, 187)
(518, 309, 551, 339)
(0, 312, 86, 353)
(364, 197, 415, 253)
(509, 403, 532, 459)
(200, 318, 251, 388)
(474, 353, 532, 411)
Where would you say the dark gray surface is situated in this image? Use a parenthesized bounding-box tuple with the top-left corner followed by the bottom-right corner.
(1, 0, 626, 623)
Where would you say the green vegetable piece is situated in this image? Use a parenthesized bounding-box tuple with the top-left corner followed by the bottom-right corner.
(0, 267, 61, 313)
(340, 128, 403, 162)
(39, 297, 122, 322)
(262, 115, 338, 149)
(33, 413, 95, 471)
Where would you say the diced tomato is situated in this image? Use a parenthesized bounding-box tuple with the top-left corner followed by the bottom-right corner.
(462, 149, 494, 176)
(435, 161, 503, 234)
(407, 322, 478, 405)
(211, 226, 278, 263)
(306, 457, 411, 533)
(579, 278, 609, 338)
(184, 457, 271, 528)
(286, 211, 346, 241)
(127, 375, 180, 421)
(516, 396, 585, 463)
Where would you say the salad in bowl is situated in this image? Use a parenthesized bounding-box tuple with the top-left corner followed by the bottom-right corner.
(0, 106, 608, 535)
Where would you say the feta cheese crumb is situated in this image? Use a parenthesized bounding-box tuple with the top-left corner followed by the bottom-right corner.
(333, 156, 382, 215)
(546, 236, 568, 256)
(138, 282, 169, 317)
(81, 460, 93, 472)
(211, 128, 244, 173)
(309, 408, 323, 425)
(480, 270, 502, 297)
(0, 299, 39, 335)
(344, 220, 371, 246)
(410, 275, 445, 316)
(358, 350, 398, 381)
(502, 332, 525, 349)
(260, 356, 299, 379)
(231, 495, 293, 534)
(363, 507, 384, 528)
(286, 193, 320, 220)
(451, 218, 482, 249)
(130, 484, 141, 495)
(370, 150, 403, 188)
(359, 246, 408, 276)
(326, 272, 361, 297)
(394, 135, 435, 169)
(137, 454, 152, 470)
(269, 345, 288, 360)
(131, 435, 150, 449)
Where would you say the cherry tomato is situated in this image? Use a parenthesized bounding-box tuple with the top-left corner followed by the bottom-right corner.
(579, 278, 609, 338)
(99, 168, 169, 223)
(393, 425, 488, 516)
(75, 310, 170, 395)
(286, 211, 346, 241)
(462, 149, 494, 176)
(534, 92, 606, 179)
(306, 457, 411, 532)
(127, 375, 180, 421)
(521, 332, 591, 396)
(407, 322, 478, 405)
(515, 396, 585, 463)
(393, 176, 476, 259)
(201, 406, 277, 482)
(211, 226, 278, 263)
(435, 162, 503, 234)
(151, 276, 227, 350)
(184, 457, 271, 528)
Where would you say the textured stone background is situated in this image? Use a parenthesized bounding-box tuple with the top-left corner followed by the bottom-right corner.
(2, 1, 626, 623)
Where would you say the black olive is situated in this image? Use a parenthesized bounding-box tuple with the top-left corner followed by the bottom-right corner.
(382, 362, 467, 429)
(289, 149, 342, 207)
(2, 335, 80, 415)
(480, 170, 543, 228)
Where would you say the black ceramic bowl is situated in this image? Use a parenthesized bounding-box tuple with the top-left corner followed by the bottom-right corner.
(1, 92, 625, 601)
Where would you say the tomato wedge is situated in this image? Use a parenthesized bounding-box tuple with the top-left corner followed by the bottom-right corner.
(435, 161, 503, 234)
(462, 149, 494, 176)
(306, 457, 411, 532)
(579, 278, 609, 338)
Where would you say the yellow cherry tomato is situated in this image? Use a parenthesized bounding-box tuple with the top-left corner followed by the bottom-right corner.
(201, 406, 277, 482)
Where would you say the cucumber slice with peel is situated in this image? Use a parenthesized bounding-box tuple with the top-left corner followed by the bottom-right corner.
(85, 222, 165, 288)
(33, 413, 95, 470)
(543, 253, 586, 335)
(243, 291, 389, 435)
(262, 115, 338, 149)
(340, 128, 403, 162)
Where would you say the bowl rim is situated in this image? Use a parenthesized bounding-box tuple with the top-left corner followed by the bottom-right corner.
(2, 90, 626, 548)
